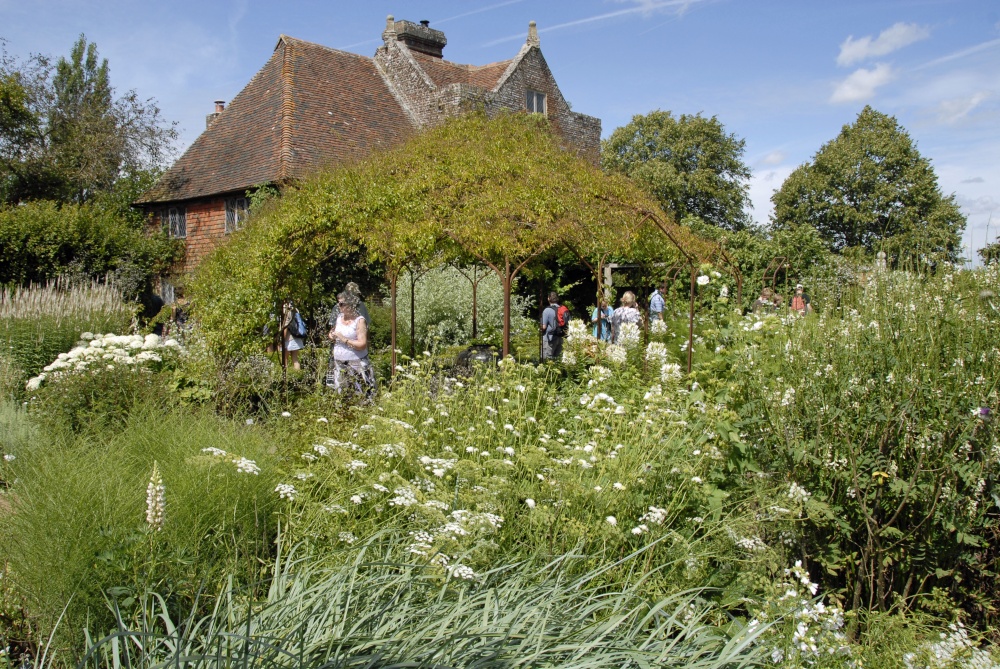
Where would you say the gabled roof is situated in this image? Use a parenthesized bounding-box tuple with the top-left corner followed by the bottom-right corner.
(137, 36, 414, 204)
(408, 50, 513, 91)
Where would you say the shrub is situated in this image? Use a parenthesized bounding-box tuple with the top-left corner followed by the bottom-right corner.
(725, 264, 1000, 623)
(0, 200, 180, 287)
(0, 278, 134, 393)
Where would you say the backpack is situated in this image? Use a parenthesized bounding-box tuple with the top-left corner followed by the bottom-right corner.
(289, 310, 307, 338)
(555, 305, 571, 338)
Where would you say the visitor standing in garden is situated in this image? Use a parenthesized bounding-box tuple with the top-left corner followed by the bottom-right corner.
(790, 283, 813, 315)
(281, 300, 305, 370)
(540, 291, 564, 361)
(611, 291, 641, 344)
(649, 284, 665, 321)
(327, 291, 376, 398)
(591, 298, 614, 341)
(752, 288, 774, 314)
(328, 282, 370, 330)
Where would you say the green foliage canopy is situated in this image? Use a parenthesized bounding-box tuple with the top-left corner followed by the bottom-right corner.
(601, 110, 753, 232)
(771, 106, 965, 261)
(0, 35, 177, 205)
(192, 112, 720, 358)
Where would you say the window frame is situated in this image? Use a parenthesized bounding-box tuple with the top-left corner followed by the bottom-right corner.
(225, 197, 250, 234)
(163, 206, 187, 239)
(526, 89, 546, 115)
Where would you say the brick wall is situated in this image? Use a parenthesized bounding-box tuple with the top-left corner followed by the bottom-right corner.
(148, 196, 231, 275)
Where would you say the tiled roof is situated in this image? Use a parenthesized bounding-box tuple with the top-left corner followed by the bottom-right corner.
(409, 51, 513, 91)
(137, 36, 415, 204)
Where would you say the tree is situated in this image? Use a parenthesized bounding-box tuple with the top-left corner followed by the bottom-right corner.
(0, 35, 177, 204)
(771, 106, 965, 261)
(980, 236, 1000, 265)
(601, 110, 752, 231)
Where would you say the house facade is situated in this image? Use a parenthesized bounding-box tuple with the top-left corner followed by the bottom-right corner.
(136, 17, 601, 286)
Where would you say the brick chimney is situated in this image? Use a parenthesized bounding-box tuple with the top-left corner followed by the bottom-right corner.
(383, 17, 447, 58)
(205, 100, 225, 129)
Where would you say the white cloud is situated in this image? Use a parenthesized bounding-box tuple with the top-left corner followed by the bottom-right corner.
(837, 22, 930, 66)
(830, 63, 894, 103)
(747, 166, 794, 227)
(935, 91, 991, 124)
(757, 150, 787, 167)
(961, 177, 985, 184)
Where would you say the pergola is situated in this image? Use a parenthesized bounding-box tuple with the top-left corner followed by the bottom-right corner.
(191, 112, 742, 376)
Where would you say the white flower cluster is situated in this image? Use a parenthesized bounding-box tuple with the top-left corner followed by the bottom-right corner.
(389, 486, 419, 507)
(606, 344, 628, 365)
(566, 318, 589, 342)
(697, 275, 710, 286)
(145, 463, 166, 531)
(903, 622, 1000, 669)
(617, 322, 641, 349)
(26, 333, 181, 390)
(650, 319, 669, 334)
(661, 363, 683, 384)
(787, 482, 811, 504)
(418, 455, 457, 478)
(632, 505, 668, 535)
(275, 483, 297, 500)
(200, 447, 260, 475)
(646, 342, 670, 367)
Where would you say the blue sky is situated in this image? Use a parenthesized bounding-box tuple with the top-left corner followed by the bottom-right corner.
(3, 0, 998, 260)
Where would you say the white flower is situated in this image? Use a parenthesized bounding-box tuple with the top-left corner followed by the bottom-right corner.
(350, 494, 364, 504)
(233, 457, 260, 475)
(696, 275, 710, 286)
(338, 531, 357, 544)
(661, 363, 683, 383)
(561, 350, 577, 365)
(617, 322, 641, 349)
(524, 498, 536, 509)
(275, 483, 297, 500)
(201, 447, 228, 457)
(146, 463, 166, 531)
(691, 476, 703, 484)
(3, 453, 15, 462)
(606, 344, 628, 365)
(317, 417, 329, 423)
(281, 411, 292, 418)
(631, 524, 649, 535)
(719, 285, 729, 298)
(606, 516, 617, 526)
(613, 482, 625, 490)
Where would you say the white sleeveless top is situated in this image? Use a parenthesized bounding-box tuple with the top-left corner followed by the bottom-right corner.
(333, 315, 367, 361)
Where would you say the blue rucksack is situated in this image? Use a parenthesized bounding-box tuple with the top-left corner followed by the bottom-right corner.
(290, 310, 307, 338)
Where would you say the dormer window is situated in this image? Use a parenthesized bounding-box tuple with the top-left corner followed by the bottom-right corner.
(526, 90, 546, 115)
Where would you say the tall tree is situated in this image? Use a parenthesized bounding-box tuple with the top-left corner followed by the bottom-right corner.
(0, 35, 176, 204)
(601, 110, 752, 231)
(771, 106, 965, 261)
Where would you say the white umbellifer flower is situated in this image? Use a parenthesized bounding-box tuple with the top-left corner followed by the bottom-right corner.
(631, 524, 649, 535)
(515, 384, 526, 393)
(524, 498, 536, 509)
(146, 462, 166, 531)
(80, 332, 95, 340)
(697, 275, 710, 286)
(346, 460, 367, 473)
(691, 476, 703, 484)
(3, 453, 15, 462)
(317, 417, 329, 423)
(281, 411, 292, 417)
(201, 447, 228, 457)
(233, 457, 260, 475)
(780, 387, 796, 406)
(448, 564, 478, 581)
(275, 483, 297, 500)
(606, 516, 617, 526)
(25, 375, 44, 391)
(613, 482, 625, 490)
(338, 532, 357, 545)
(350, 494, 364, 504)
(788, 482, 811, 503)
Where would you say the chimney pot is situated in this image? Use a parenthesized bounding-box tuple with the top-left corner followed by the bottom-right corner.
(420, 19, 430, 27)
(214, 100, 225, 113)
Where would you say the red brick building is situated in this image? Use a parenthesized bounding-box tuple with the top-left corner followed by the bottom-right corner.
(136, 17, 601, 293)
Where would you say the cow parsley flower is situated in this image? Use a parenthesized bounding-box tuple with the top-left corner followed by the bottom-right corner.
(697, 275, 710, 286)
(275, 483, 297, 500)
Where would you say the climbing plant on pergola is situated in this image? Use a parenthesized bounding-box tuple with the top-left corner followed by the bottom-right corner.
(191, 112, 740, 373)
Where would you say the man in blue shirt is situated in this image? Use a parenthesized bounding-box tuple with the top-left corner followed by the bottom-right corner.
(649, 284, 666, 321)
(540, 291, 563, 361)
